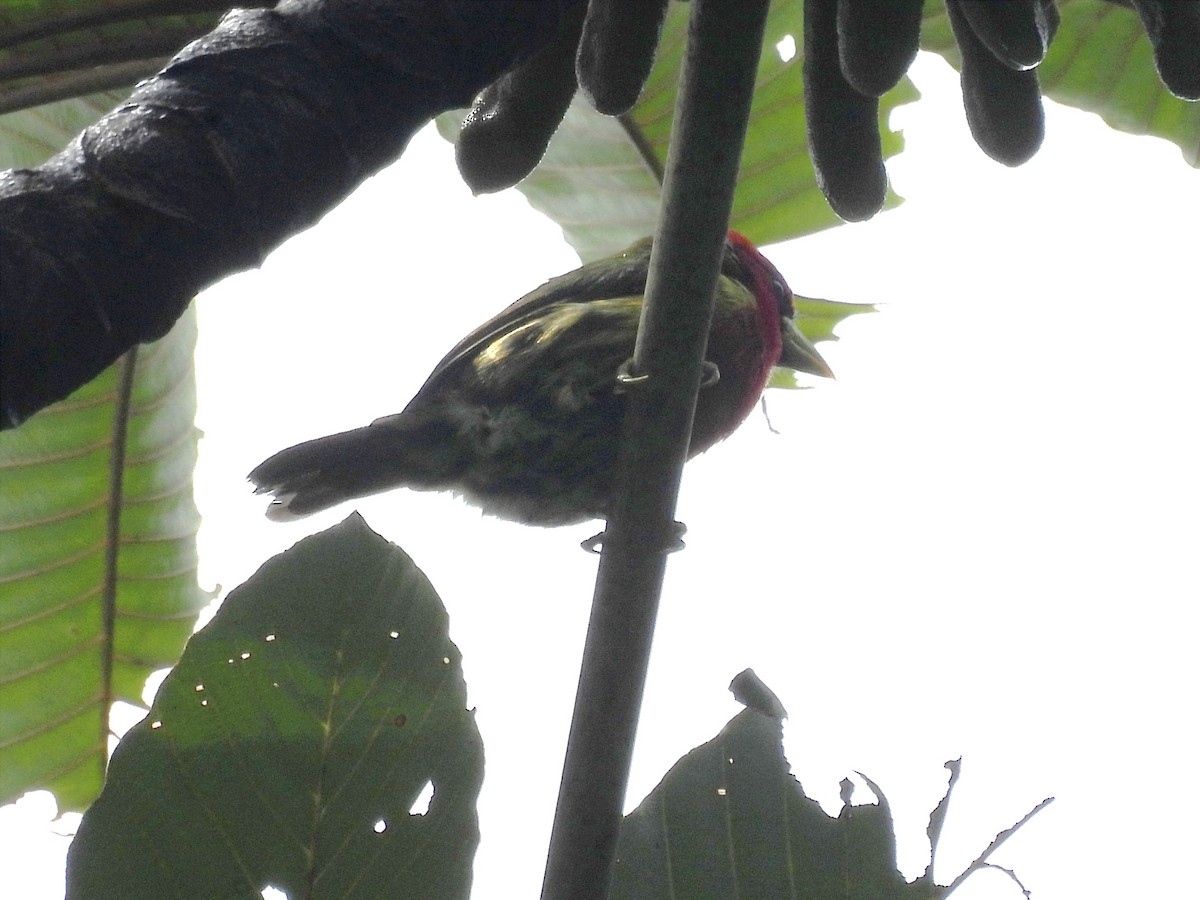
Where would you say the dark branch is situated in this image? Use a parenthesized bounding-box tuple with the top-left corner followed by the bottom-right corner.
(540, 0, 771, 897)
(0, 0, 572, 428)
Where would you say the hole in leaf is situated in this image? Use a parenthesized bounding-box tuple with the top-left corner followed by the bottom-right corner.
(373, 819, 387, 833)
(410, 780, 435, 816)
(776, 34, 796, 63)
(260, 886, 288, 899)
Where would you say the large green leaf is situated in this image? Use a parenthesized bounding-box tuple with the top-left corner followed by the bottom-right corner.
(65, 515, 482, 899)
(921, 0, 1200, 166)
(439, 0, 919, 262)
(0, 308, 208, 811)
(0, 5, 223, 814)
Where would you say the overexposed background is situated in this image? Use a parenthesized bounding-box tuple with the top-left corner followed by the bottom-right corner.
(3, 53, 1197, 898)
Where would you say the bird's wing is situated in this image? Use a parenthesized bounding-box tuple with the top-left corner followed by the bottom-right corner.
(403, 296, 642, 416)
(402, 242, 655, 408)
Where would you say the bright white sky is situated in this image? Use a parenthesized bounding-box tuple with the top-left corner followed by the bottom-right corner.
(3, 52, 1198, 899)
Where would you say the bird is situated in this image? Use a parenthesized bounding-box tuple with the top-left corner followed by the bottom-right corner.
(249, 231, 833, 526)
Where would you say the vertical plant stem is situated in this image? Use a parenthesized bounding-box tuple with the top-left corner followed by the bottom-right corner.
(101, 346, 138, 751)
(540, 1, 771, 896)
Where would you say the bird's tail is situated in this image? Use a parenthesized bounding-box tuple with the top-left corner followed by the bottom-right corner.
(248, 418, 460, 520)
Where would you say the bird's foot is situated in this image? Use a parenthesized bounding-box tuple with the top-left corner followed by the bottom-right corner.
(699, 360, 721, 388)
(614, 359, 720, 393)
(579, 520, 688, 555)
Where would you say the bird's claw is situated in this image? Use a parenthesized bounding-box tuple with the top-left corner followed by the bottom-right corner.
(615, 359, 650, 393)
(666, 520, 687, 550)
(614, 359, 720, 394)
(579, 521, 688, 555)
(699, 360, 721, 388)
(581, 531, 605, 554)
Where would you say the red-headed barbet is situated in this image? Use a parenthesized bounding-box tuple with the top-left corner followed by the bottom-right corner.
(249, 231, 833, 525)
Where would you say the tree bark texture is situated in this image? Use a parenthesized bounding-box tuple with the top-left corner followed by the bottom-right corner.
(0, 0, 574, 427)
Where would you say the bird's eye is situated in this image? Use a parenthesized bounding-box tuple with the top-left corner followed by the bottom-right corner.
(771, 278, 794, 317)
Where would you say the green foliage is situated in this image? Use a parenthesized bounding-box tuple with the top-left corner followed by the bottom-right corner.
(59, 518, 1048, 898)
(440, 0, 918, 263)
(0, 2, 1158, 885)
(0, 309, 207, 811)
(65, 515, 483, 899)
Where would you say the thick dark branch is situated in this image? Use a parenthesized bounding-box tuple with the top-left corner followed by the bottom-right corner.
(540, 0, 770, 897)
(0, 0, 571, 428)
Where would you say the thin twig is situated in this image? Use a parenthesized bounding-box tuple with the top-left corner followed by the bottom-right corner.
(616, 112, 665, 185)
(981, 862, 1035, 898)
(0, 29, 204, 80)
(0, 0, 267, 52)
(943, 796, 1055, 897)
(0, 59, 169, 115)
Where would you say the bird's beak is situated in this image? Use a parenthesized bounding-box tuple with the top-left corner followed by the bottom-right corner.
(777, 317, 835, 378)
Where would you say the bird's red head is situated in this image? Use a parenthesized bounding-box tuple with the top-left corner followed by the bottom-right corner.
(724, 230, 794, 383)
